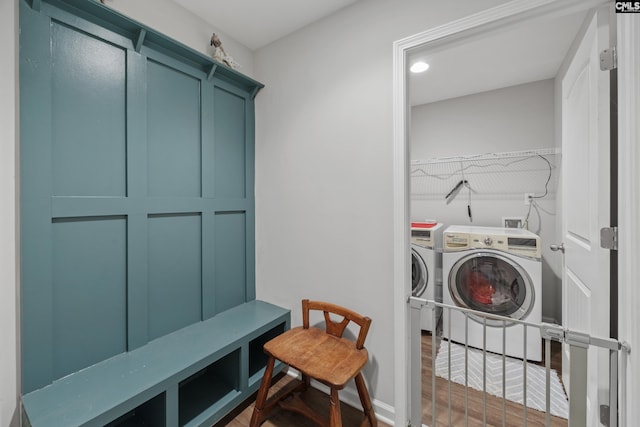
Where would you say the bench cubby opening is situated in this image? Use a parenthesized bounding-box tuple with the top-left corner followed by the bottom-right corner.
(248, 322, 287, 382)
(105, 392, 166, 427)
(178, 349, 241, 426)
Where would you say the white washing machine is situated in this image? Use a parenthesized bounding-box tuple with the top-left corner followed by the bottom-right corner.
(442, 225, 542, 361)
(411, 222, 444, 332)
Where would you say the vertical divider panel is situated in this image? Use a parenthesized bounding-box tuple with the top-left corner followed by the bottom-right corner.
(126, 50, 150, 350)
(202, 83, 216, 320)
(240, 343, 250, 392)
(202, 82, 216, 199)
(127, 214, 149, 350)
(19, 3, 54, 393)
(202, 211, 217, 320)
(166, 383, 179, 427)
(245, 95, 257, 302)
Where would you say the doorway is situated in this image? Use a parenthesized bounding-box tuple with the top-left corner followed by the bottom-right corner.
(390, 1, 636, 426)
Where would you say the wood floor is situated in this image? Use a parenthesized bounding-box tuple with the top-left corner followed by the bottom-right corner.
(217, 334, 566, 427)
(421, 331, 567, 427)
(215, 373, 392, 427)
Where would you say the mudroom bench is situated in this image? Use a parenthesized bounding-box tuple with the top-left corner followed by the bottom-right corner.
(21, 300, 290, 427)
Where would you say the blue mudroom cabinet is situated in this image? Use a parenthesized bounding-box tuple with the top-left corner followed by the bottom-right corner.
(19, 1, 289, 425)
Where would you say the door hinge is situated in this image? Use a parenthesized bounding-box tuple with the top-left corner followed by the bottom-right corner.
(600, 404, 610, 426)
(600, 226, 618, 250)
(600, 47, 617, 71)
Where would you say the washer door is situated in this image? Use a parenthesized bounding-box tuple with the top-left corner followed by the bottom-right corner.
(411, 248, 428, 297)
(448, 252, 534, 325)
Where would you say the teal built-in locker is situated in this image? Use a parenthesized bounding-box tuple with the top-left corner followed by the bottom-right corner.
(20, 0, 264, 398)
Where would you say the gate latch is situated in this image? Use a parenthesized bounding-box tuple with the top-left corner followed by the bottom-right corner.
(600, 227, 618, 251)
(540, 323, 565, 342)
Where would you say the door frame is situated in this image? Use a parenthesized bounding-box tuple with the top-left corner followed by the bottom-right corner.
(391, 0, 637, 425)
(615, 12, 640, 427)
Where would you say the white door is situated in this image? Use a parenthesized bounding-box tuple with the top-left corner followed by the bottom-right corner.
(560, 6, 611, 426)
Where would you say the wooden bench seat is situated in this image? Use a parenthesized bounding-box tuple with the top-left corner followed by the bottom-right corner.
(21, 300, 290, 427)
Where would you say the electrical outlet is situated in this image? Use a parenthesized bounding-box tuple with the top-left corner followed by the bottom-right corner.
(503, 217, 524, 228)
(524, 193, 534, 205)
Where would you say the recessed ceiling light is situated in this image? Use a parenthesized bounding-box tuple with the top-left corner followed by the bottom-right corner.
(410, 61, 430, 73)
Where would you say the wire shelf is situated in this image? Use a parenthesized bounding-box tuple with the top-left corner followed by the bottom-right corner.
(410, 148, 560, 199)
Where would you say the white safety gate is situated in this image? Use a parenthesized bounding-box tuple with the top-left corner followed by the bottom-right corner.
(409, 297, 630, 427)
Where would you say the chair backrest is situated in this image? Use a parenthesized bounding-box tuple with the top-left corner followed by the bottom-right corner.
(302, 299, 371, 350)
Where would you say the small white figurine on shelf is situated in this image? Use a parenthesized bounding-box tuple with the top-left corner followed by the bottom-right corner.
(210, 33, 240, 69)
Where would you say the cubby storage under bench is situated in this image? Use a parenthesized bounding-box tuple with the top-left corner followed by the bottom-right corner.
(21, 300, 290, 427)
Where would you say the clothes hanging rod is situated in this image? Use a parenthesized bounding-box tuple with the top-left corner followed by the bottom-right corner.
(411, 147, 561, 166)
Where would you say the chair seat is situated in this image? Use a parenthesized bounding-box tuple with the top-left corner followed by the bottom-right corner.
(264, 326, 368, 389)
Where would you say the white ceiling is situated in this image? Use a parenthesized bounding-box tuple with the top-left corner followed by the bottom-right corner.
(171, 0, 360, 50)
(169, 1, 586, 105)
(408, 11, 587, 106)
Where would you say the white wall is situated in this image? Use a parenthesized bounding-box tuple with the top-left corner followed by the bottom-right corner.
(411, 80, 555, 158)
(410, 80, 562, 323)
(253, 0, 511, 415)
(1, 0, 19, 425)
(108, 0, 255, 77)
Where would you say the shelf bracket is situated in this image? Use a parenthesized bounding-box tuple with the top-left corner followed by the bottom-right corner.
(250, 86, 261, 100)
(207, 64, 217, 81)
(134, 29, 146, 53)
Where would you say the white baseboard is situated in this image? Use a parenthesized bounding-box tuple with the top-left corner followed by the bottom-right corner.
(285, 368, 396, 426)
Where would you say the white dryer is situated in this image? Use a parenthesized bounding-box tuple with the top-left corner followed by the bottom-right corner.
(442, 225, 542, 361)
(411, 222, 444, 332)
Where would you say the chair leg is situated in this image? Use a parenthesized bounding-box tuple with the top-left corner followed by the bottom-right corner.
(355, 372, 377, 427)
(301, 372, 311, 390)
(329, 387, 342, 427)
(250, 356, 275, 427)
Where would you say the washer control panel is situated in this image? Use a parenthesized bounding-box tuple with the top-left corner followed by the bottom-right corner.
(410, 222, 443, 249)
(444, 229, 541, 259)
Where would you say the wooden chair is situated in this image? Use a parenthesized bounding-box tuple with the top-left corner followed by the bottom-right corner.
(250, 299, 377, 427)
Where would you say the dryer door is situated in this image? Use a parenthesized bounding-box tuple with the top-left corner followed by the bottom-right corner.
(411, 248, 428, 297)
(448, 252, 534, 325)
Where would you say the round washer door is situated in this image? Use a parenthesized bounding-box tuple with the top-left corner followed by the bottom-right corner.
(411, 248, 428, 297)
(448, 251, 535, 325)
